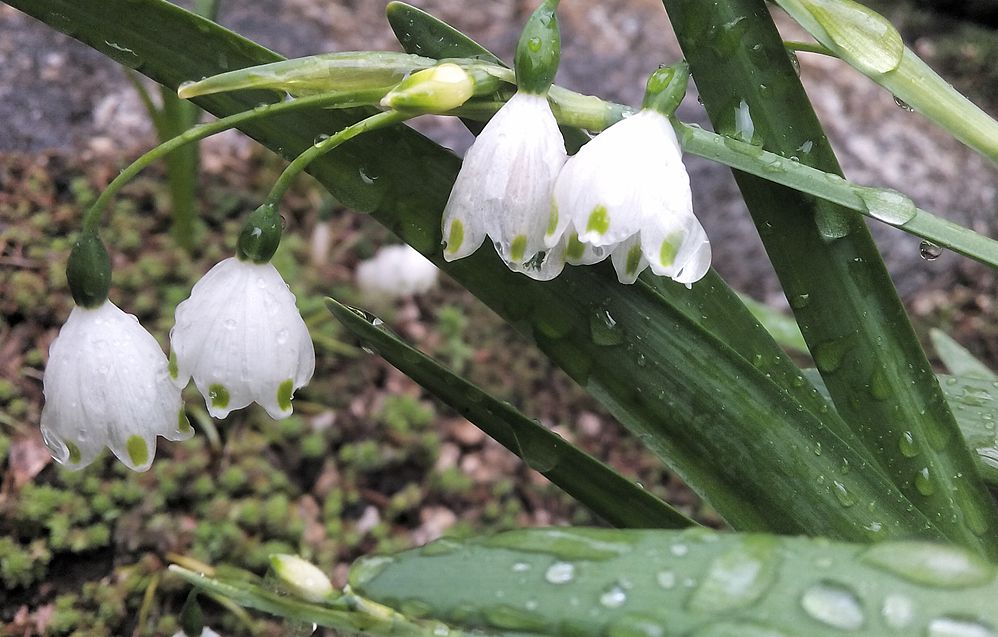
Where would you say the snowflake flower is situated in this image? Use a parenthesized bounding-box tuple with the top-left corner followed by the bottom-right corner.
(41, 300, 191, 471)
(170, 257, 314, 419)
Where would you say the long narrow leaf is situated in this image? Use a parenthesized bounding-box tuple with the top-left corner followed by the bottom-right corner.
(326, 297, 695, 530)
(9, 0, 942, 540)
(660, 0, 998, 557)
(350, 527, 998, 637)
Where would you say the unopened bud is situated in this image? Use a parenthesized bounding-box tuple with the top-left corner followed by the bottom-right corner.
(270, 554, 334, 602)
(642, 62, 690, 117)
(381, 63, 494, 113)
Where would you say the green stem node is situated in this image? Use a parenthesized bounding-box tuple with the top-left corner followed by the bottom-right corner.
(66, 230, 111, 308)
(513, 0, 561, 95)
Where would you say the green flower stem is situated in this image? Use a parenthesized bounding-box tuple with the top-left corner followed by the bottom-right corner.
(80, 89, 387, 234)
(887, 49, 998, 163)
(674, 122, 998, 269)
(262, 110, 410, 209)
(662, 0, 998, 558)
(772, 0, 998, 164)
(168, 566, 455, 637)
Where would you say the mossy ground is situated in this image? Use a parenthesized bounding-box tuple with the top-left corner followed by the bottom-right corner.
(0, 150, 704, 636)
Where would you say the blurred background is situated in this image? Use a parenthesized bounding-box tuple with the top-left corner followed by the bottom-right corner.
(1, 0, 996, 634)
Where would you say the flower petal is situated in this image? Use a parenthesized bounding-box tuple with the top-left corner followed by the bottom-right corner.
(41, 301, 186, 472)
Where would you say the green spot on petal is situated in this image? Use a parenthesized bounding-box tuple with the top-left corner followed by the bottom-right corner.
(209, 384, 230, 409)
(586, 205, 610, 236)
(566, 234, 586, 260)
(446, 220, 464, 254)
(277, 379, 294, 412)
(660, 234, 682, 267)
(168, 351, 178, 379)
(510, 235, 527, 262)
(66, 441, 82, 464)
(625, 244, 643, 275)
(546, 201, 559, 236)
(178, 409, 192, 433)
(126, 435, 149, 467)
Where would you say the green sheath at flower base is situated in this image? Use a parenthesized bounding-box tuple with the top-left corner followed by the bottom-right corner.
(642, 62, 690, 117)
(66, 230, 111, 308)
(236, 203, 282, 263)
(380, 62, 503, 113)
(513, 0, 561, 95)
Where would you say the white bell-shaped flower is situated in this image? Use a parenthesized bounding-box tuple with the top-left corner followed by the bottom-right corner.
(441, 91, 567, 272)
(356, 244, 439, 301)
(40, 300, 191, 472)
(170, 257, 315, 419)
(551, 109, 711, 286)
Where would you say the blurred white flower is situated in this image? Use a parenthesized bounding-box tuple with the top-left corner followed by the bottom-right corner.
(551, 109, 710, 286)
(170, 257, 315, 419)
(356, 244, 439, 301)
(40, 300, 191, 472)
(441, 91, 567, 275)
(171, 628, 220, 637)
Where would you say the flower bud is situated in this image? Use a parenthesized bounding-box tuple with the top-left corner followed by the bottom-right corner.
(270, 554, 334, 602)
(380, 63, 494, 113)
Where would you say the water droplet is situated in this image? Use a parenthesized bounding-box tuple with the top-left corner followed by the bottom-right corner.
(359, 166, 377, 185)
(313, 133, 331, 146)
(800, 581, 865, 630)
(861, 541, 994, 588)
(544, 561, 575, 584)
(920, 240, 943, 261)
(223, 319, 237, 330)
(512, 562, 530, 573)
(915, 466, 935, 496)
(599, 584, 627, 608)
(590, 308, 624, 346)
(869, 367, 892, 400)
(789, 293, 810, 309)
(656, 571, 676, 589)
(832, 480, 856, 507)
(688, 536, 779, 612)
(277, 329, 289, 344)
(788, 50, 801, 76)
(858, 187, 917, 226)
(527, 36, 542, 52)
(813, 442, 823, 456)
(898, 431, 918, 458)
(814, 339, 850, 374)
(893, 96, 914, 112)
(607, 615, 666, 637)
(481, 604, 545, 631)
(927, 617, 996, 637)
(670, 543, 689, 557)
(880, 593, 913, 629)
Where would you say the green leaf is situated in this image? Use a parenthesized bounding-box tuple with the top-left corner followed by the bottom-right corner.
(805, 368, 998, 488)
(13, 0, 942, 540)
(351, 527, 998, 637)
(931, 329, 997, 381)
(326, 297, 694, 530)
(661, 0, 998, 558)
(737, 293, 808, 353)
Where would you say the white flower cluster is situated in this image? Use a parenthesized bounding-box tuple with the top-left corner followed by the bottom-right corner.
(41, 257, 314, 471)
(442, 93, 710, 286)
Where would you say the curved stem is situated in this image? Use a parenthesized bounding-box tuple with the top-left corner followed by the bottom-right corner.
(80, 88, 387, 233)
(262, 110, 411, 208)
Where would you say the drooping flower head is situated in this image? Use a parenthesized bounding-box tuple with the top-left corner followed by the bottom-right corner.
(42, 233, 190, 471)
(440, 0, 568, 279)
(551, 63, 710, 286)
(170, 204, 315, 419)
